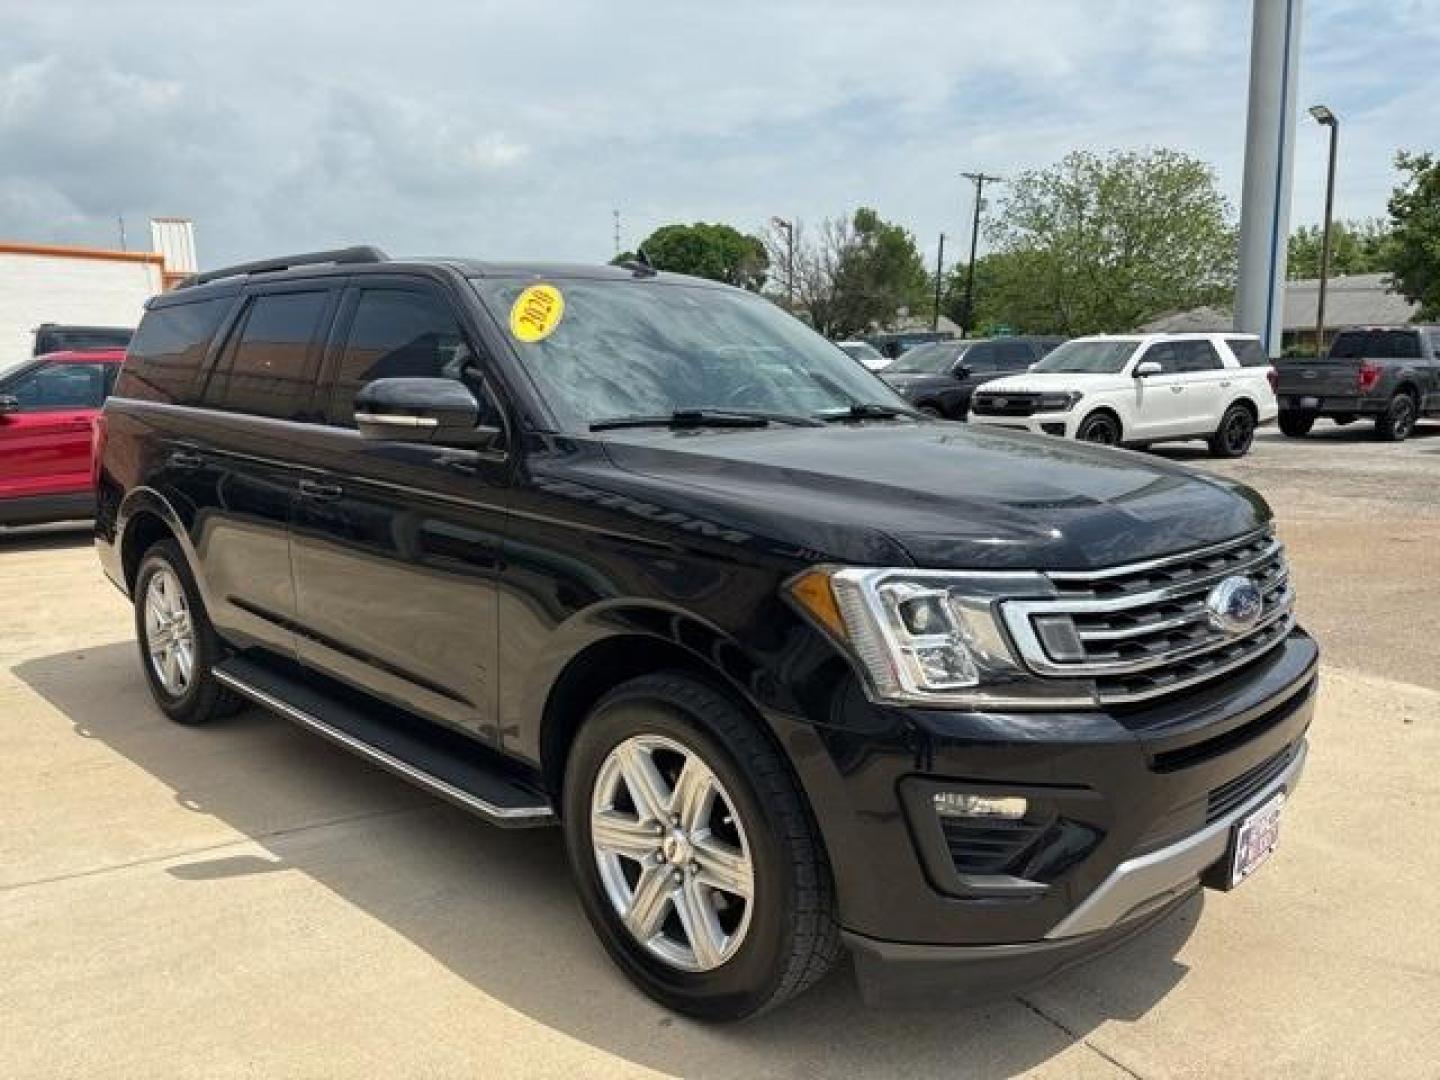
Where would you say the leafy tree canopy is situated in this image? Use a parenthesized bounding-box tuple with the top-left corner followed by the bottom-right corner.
(980, 149, 1236, 336)
(618, 222, 768, 290)
(1385, 151, 1440, 319)
(1287, 218, 1391, 279)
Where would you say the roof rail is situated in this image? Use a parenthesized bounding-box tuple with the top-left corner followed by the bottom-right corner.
(174, 245, 389, 289)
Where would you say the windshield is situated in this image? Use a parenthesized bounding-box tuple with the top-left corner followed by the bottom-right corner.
(839, 341, 884, 364)
(886, 342, 964, 374)
(472, 277, 906, 430)
(1031, 339, 1139, 375)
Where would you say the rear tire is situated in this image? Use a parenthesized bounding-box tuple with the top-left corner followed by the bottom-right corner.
(1375, 392, 1418, 442)
(134, 540, 238, 725)
(1208, 404, 1256, 458)
(1278, 410, 1314, 437)
(562, 673, 840, 1020)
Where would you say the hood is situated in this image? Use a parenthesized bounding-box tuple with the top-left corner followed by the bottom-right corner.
(587, 423, 1269, 571)
(976, 372, 1125, 394)
(881, 372, 956, 395)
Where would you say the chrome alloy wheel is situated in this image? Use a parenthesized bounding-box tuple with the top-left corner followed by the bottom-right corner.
(590, 734, 755, 972)
(144, 566, 196, 697)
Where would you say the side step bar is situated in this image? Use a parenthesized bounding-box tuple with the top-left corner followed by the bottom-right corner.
(213, 657, 555, 828)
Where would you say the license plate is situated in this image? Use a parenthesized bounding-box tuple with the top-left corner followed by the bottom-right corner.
(1299, 396, 1320, 409)
(1229, 792, 1285, 887)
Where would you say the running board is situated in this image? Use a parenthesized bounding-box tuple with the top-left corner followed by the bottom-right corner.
(212, 657, 555, 828)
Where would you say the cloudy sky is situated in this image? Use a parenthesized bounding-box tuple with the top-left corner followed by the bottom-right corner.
(3, 0, 1437, 271)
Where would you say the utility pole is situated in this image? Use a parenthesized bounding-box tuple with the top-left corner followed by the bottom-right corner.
(612, 209, 621, 256)
(959, 172, 1002, 338)
(771, 217, 795, 309)
(931, 233, 946, 332)
(117, 215, 127, 252)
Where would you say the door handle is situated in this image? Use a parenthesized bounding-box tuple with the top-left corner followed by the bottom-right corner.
(1170, 385, 1184, 393)
(1220, 380, 1232, 388)
(168, 450, 204, 470)
(298, 478, 343, 501)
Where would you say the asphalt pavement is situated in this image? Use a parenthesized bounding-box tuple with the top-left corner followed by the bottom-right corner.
(2, 424, 1438, 1078)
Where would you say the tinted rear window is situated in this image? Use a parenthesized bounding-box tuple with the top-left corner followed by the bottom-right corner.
(1227, 338, 1270, 367)
(1329, 330, 1421, 359)
(118, 298, 231, 404)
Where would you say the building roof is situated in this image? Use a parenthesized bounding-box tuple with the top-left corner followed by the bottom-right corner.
(1137, 274, 1419, 334)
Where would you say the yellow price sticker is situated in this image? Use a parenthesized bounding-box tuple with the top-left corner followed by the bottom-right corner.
(510, 283, 565, 343)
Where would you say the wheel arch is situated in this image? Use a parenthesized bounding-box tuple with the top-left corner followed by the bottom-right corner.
(116, 487, 205, 598)
(1078, 405, 1124, 441)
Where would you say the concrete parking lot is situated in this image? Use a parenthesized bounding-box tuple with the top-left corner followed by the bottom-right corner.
(3, 426, 1438, 1078)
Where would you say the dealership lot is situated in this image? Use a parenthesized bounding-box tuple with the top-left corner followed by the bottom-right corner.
(3, 429, 1438, 1078)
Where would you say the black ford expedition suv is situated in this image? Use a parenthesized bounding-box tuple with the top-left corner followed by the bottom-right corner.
(1275, 325, 1440, 440)
(96, 247, 1316, 1020)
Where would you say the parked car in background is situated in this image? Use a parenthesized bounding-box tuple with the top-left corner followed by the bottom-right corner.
(0, 349, 123, 525)
(97, 249, 1315, 1020)
(32, 322, 134, 356)
(1274, 325, 1440, 441)
(881, 336, 1063, 419)
(970, 333, 1277, 457)
(864, 329, 953, 360)
(836, 339, 889, 371)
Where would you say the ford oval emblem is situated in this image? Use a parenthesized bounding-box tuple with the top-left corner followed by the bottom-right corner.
(994, 397, 1009, 408)
(1206, 575, 1264, 635)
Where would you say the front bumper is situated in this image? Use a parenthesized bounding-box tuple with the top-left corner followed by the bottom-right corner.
(778, 628, 1318, 990)
(968, 410, 1076, 437)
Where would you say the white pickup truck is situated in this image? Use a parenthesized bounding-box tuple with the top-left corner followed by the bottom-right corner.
(967, 333, 1278, 458)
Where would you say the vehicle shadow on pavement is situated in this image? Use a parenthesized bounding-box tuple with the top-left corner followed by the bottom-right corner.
(16, 642, 1198, 1078)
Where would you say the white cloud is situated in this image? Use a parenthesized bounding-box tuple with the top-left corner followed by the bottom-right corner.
(0, 0, 1433, 267)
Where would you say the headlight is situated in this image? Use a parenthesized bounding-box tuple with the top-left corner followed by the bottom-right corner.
(785, 566, 1066, 707)
(1036, 391, 1083, 412)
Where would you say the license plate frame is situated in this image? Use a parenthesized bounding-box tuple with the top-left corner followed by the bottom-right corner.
(1225, 792, 1285, 889)
(1299, 395, 1320, 409)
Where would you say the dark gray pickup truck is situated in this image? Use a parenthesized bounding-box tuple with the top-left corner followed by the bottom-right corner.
(1275, 326, 1440, 441)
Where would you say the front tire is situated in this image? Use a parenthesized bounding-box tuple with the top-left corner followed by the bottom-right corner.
(562, 673, 840, 1020)
(1208, 404, 1256, 458)
(1076, 411, 1121, 446)
(1375, 392, 1418, 442)
(134, 540, 237, 724)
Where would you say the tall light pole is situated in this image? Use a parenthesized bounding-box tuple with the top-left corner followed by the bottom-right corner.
(960, 172, 1002, 338)
(771, 216, 795, 309)
(932, 233, 946, 332)
(1309, 104, 1339, 355)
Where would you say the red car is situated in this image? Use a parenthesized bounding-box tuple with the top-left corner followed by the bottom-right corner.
(0, 349, 124, 526)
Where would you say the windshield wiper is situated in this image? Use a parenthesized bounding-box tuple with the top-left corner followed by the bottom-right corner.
(589, 408, 822, 432)
(817, 403, 911, 422)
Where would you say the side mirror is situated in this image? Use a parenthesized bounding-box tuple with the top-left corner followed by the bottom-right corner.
(1134, 361, 1163, 378)
(0, 394, 19, 416)
(953, 364, 971, 378)
(354, 378, 501, 449)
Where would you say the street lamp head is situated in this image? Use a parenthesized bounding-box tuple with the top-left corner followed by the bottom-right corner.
(1309, 104, 1336, 126)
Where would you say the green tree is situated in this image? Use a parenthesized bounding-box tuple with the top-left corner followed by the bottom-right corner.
(620, 222, 769, 290)
(1385, 151, 1440, 318)
(1287, 218, 1391, 279)
(982, 149, 1236, 335)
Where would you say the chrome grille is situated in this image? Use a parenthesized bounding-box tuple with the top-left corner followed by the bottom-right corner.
(1000, 530, 1294, 704)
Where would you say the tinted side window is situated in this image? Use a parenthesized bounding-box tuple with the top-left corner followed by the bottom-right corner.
(329, 289, 469, 425)
(118, 298, 231, 404)
(205, 292, 330, 420)
(994, 342, 1035, 369)
(1175, 341, 1223, 373)
(1227, 338, 1270, 367)
(5, 361, 109, 410)
(1141, 342, 1180, 373)
(964, 344, 998, 371)
(1428, 332, 1440, 358)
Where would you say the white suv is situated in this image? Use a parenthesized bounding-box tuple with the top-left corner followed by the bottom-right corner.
(968, 333, 1278, 458)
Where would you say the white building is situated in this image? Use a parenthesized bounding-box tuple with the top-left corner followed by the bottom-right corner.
(0, 219, 197, 365)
